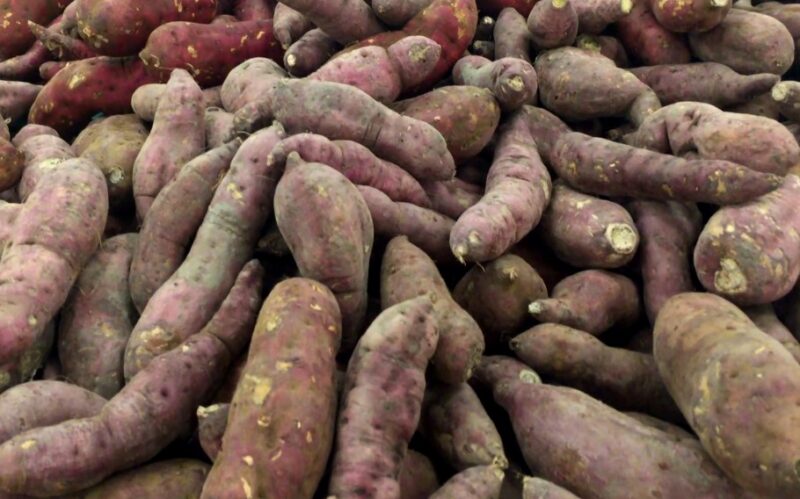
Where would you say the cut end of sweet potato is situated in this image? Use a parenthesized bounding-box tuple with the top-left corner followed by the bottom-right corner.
(518, 369, 541, 384)
(713, 257, 748, 295)
(605, 223, 638, 255)
(772, 82, 790, 103)
(285, 53, 297, 68)
(710, 0, 729, 7)
(552, 0, 569, 8)
(528, 300, 545, 315)
(620, 0, 633, 14)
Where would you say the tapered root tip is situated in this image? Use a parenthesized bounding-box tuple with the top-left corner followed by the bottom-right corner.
(606, 223, 638, 255)
(772, 82, 790, 102)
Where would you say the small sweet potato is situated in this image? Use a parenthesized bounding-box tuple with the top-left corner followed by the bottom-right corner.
(527, 0, 578, 50)
(284, 28, 340, 77)
(494, 7, 531, 61)
(0, 81, 42, 122)
(220, 57, 286, 113)
(203, 278, 341, 499)
(654, 292, 800, 497)
(329, 296, 439, 499)
(730, 90, 781, 120)
(131, 84, 223, 122)
(382, 236, 485, 384)
(452, 56, 537, 112)
(422, 179, 482, 219)
(373, 0, 433, 27)
(196, 403, 228, 462)
(16, 132, 74, 201)
(0, 0, 67, 60)
(28, 20, 96, 60)
(280, 0, 384, 45)
(81, 459, 210, 499)
(0, 137, 22, 193)
(204, 108, 236, 149)
(522, 477, 580, 499)
(273, 2, 313, 49)
(528, 270, 640, 336)
(430, 465, 505, 499)
(539, 180, 639, 269)
(399, 450, 440, 499)
(38, 59, 68, 80)
(744, 304, 800, 364)
(615, 2, 691, 65)
(650, 0, 730, 32)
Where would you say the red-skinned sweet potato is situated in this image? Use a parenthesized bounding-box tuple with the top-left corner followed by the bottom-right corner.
(0, 14, 62, 81)
(16, 130, 74, 201)
(527, 0, 578, 50)
(0, 0, 68, 60)
(373, 0, 433, 27)
(422, 179, 482, 219)
(0, 81, 42, 122)
(431, 466, 505, 499)
(615, 2, 691, 65)
(744, 304, 800, 363)
(0, 137, 22, 193)
(130, 84, 223, 122)
(28, 20, 96, 60)
(273, 2, 313, 49)
(281, 0, 384, 45)
(650, 0, 730, 32)
(400, 450, 440, 499)
(494, 7, 531, 61)
(220, 57, 286, 113)
(452, 56, 537, 112)
(284, 28, 340, 77)
(81, 459, 210, 499)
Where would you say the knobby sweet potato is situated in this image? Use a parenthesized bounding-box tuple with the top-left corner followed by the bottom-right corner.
(16, 132, 73, 201)
(197, 403, 228, 461)
(614, 2, 691, 65)
(284, 28, 340, 77)
(130, 84, 223, 122)
(527, 0, 578, 50)
(81, 459, 210, 499)
(0, 0, 67, 60)
(650, 0, 730, 32)
(452, 56, 537, 112)
(220, 57, 286, 113)
(399, 450, 440, 499)
(372, 0, 433, 27)
(494, 7, 531, 61)
(430, 465, 505, 499)
(422, 179, 482, 219)
(279, 0, 384, 45)
(0, 81, 42, 122)
(744, 304, 800, 364)
(273, 2, 313, 49)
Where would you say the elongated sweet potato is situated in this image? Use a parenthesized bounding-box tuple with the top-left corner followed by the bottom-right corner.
(400, 450, 440, 499)
(284, 28, 340, 77)
(0, 0, 67, 60)
(279, 0, 383, 45)
(131, 84, 223, 122)
(494, 7, 531, 61)
(654, 292, 800, 496)
(452, 56, 537, 112)
(28, 20, 96, 60)
(197, 403, 228, 461)
(540, 181, 638, 269)
(422, 382, 507, 470)
(373, 0, 433, 27)
(0, 14, 62, 81)
(205, 108, 236, 148)
(431, 465, 505, 499)
(329, 296, 438, 499)
(744, 304, 800, 363)
(422, 179, 482, 219)
(123, 125, 283, 379)
(220, 57, 286, 113)
(203, 278, 341, 499)
(28, 56, 160, 137)
(529, 270, 640, 336)
(273, 2, 313, 49)
(75, 0, 217, 56)
(0, 81, 42, 122)
(615, 2, 690, 65)
(522, 477, 580, 499)
(129, 140, 242, 313)
(450, 111, 551, 263)
(527, 0, 578, 50)
(382, 236, 484, 383)
(651, 0, 730, 32)
(16, 131, 73, 202)
(81, 459, 210, 499)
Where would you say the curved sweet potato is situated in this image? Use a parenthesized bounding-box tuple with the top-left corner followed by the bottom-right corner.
(273, 2, 313, 49)
(284, 28, 340, 77)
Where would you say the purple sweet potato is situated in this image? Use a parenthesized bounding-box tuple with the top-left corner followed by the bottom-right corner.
(204, 108, 236, 149)
(450, 111, 551, 263)
(328, 296, 439, 499)
(422, 382, 507, 470)
(430, 465, 505, 499)
(744, 304, 800, 364)
(522, 477, 580, 499)
(494, 7, 531, 62)
(540, 180, 639, 269)
(730, 90, 781, 120)
(527, 0, 578, 50)
(771, 80, 800, 122)
(28, 20, 96, 60)
(197, 403, 228, 462)
(0, 0, 67, 60)
(575, 34, 629, 67)
(131, 84, 223, 122)
(0, 137, 22, 193)
(203, 277, 341, 499)
(273, 2, 313, 49)
(654, 292, 800, 497)
(234, 0, 274, 20)
(0, 14, 60, 81)
(452, 56, 537, 112)
(284, 28, 340, 77)
(472, 355, 541, 390)
(279, 0, 384, 45)
(627, 200, 702, 324)
(0, 200, 19, 250)
(572, 0, 632, 34)
(132, 68, 205, 220)
(399, 450, 440, 499)
(0, 81, 42, 122)
(422, 178, 482, 219)
(372, 0, 433, 27)
(11, 123, 56, 147)
(57, 233, 137, 398)
(382, 236, 484, 384)
(650, 0, 730, 32)
(220, 57, 287, 113)
(81, 459, 210, 499)
(16, 131, 73, 201)
(123, 125, 284, 379)
(615, 2, 691, 65)
(529, 270, 640, 336)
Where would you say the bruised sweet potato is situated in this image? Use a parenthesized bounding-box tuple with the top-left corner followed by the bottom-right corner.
(654, 292, 800, 496)
(528, 270, 640, 336)
(382, 236, 484, 383)
(0, 0, 67, 60)
(197, 403, 228, 462)
(220, 57, 286, 113)
(744, 304, 800, 364)
(329, 296, 438, 499)
(81, 459, 210, 499)
(422, 179, 482, 219)
(650, 0, 730, 32)
(284, 28, 340, 77)
(372, 0, 433, 27)
(203, 278, 341, 499)
(131, 84, 223, 122)
(15, 131, 73, 201)
(527, 0, 578, 50)
(430, 465, 505, 499)
(279, 0, 383, 45)
(494, 7, 531, 61)
(615, 2, 691, 65)
(400, 450, 440, 499)
(273, 2, 313, 49)
(452, 56, 537, 112)
(540, 180, 639, 269)
(0, 81, 42, 122)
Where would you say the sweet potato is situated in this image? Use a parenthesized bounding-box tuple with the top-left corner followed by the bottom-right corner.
(689, 9, 795, 75)
(284, 28, 340, 77)
(273, 2, 313, 49)
(72, 115, 148, 210)
(38, 59, 68, 80)
(394, 85, 500, 161)
(627, 201, 701, 324)
(729, 90, 781, 120)
(0, 14, 61, 81)
(454, 254, 547, 350)
(472, 355, 541, 391)
(57, 233, 137, 398)
(575, 34, 629, 67)
(494, 7, 531, 61)
(234, 78, 456, 181)
(540, 181, 639, 269)
(522, 477, 580, 499)
(399, 450, 440, 499)
(527, 0, 578, 50)
(573, 0, 632, 34)
(654, 292, 800, 496)
(280, 0, 384, 45)
(141, 19, 283, 87)
(234, 0, 274, 20)
(373, 0, 433, 27)
(0, 200, 18, 250)
(0, 0, 67, 60)
(477, 0, 535, 16)
(0, 380, 105, 444)
(650, 0, 730, 32)
(452, 56, 537, 112)
(11, 123, 56, 147)
(203, 277, 341, 499)
(450, 111, 551, 263)
(470, 40, 495, 59)
(422, 179, 482, 219)
(382, 236, 484, 383)
(625, 101, 800, 176)
(16, 132, 74, 201)
(0, 137, 22, 193)
(0, 81, 41, 122)
(205, 108, 236, 149)
(744, 304, 800, 364)
(28, 56, 160, 137)
(131, 84, 223, 122)
(28, 20, 96, 60)
(75, 0, 217, 56)
(123, 125, 283, 378)
(615, 2, 691, 65)
(81, 459, 210, 499)
(529, 270, 640, 336)
(430, 465, 505, 499)
(267, 133, 430, 206)
(0, 159, 107, 392)
(197, 403, 228, 462)
(220, 57, 286, 113)
(358, 186, 455, 263)
(422, 382, 507, 470)
(624, 411, 696, 441)
(771, 80, 800, 122)
(329, 296, 438, 499)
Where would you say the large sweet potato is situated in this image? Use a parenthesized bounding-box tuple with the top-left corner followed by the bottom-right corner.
(493, 7, 531, 61)
(527, 0, 578, 50)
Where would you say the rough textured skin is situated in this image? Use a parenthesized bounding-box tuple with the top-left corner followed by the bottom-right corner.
(0, 380, 105, 443)
(422, 382, 507, 470)
(494, 7, 531, 61)
(422, 179, 482, 219)
(279, 0, 384, 45)
(654, 293, 800, 497)
(284, 28, 340, 77)
(28, 57, 160, 137)
(450, 112, 551, 263)
(16, 132, 74, 202)
(75, 0, 217, 56)
(131, 84, 223, 122)
(625, 102, 800, 176)
(132, 69, 205, 220)
(694, 175, 800, 306)
(140, 20, 284, 87)
(373, 0, 433, 27)
(628, 201, 701, 324)
(203, 278, 341, 499)
(0, 138, 22, 193)
(72, 115, 148, 210)
(273, 2, 313, 49)
(129, 140, 242, 313)
(57, 234, 137, 398)
(651, 0, 730, 32)
(527, 0, 578, 50)
(615, 2, 690, 65)
(220, 57, 286, 113)
(205, 108, 236, 149)
(511, 323, 682, 422)
(399, 450, 440, 499)
(81, 459, 210, 499)
(431, 465, 505, 498)
(329, 296, 439, 499)
(275, 157, 373, 352)
(268, 133, 430, 206)
(452, 56, 537, 112)
(123, 126, 284, 379)
(572, 0, 632, 34)
(28, 20, 96, 60)
(540, 181, 639, 269)
(522, 477, 580, 499)
(529, 270, 640, 336)
(0, 160, 107, 393)
(394, 86, 500, 161)
(0, 0, 67, 59)
(381, 236, 484, 384)
(744, 304, 800, 364)
(0, 81, 42, 122)
(454, 255, 547, 350)
(358, 186, 454, 263)
(196, 403, 228, 462)
(689, 10, 795, 75)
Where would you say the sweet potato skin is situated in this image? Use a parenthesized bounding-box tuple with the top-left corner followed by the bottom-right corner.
(615, 2, 691, 65)
(0, 138, 23, 193)
(279, 0, 384, 45)
(205, 108, 236, 148)
(744, 304, 800, 364)
(197, 403, 228, 462)
(373, 0, 433, 27)
(203, 278, 341, 499)
(522, 477, 580, 499)
(654, 292, 800, 497)
(16, 132, 74, 201)
(452, 56, 538, 112)
(284, 28, 340, 77)
(422, 178, 482, 219)
(131, 84, 223, 122)
(430, 465, 505, 499)
(0, 0, 67, 59)
(0, 82, 42, 122)
(220, 57, 286, 113)
(494, 7, 531, 61)
(527, 0, 578, 50)
(650, 0, 730, 32)
(477, 0, 535, 16)
(273, 3, 313, 49)
(399, 450, 440, 499)
(234, 0, 274, 20)
(81, 459, 210, 499)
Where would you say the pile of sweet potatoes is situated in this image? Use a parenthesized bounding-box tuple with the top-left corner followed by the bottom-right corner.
(0, 0, 799, 497)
